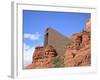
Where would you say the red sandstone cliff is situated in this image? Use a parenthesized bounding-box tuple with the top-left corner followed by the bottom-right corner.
(64, 18, 91, 67)
(26, 45, 57, 69)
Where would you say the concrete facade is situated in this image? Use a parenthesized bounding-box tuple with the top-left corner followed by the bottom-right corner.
(44, 27, 72, 55)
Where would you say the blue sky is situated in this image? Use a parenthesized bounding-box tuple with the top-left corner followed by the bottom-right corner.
(23, 10, 90, 67)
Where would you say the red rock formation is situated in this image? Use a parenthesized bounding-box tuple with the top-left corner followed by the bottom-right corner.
(64, 18, 91, 67)
(71, 33, 82, 50)
(64, 49, 76, 67)
(32, 46, 44, 63)
(26, 45, 57, 69)
(44, 45, 57, 57)
(82, 31, 90, 47)
(85, 18, 91, 32)
(74, 45, 91, 66)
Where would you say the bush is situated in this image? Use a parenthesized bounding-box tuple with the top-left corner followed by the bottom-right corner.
(53, 55, 64, 68)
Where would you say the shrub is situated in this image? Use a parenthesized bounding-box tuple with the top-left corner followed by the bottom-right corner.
(53, 55, 64, 68)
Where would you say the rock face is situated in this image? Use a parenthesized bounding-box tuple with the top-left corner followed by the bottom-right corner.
(85, 18, 91, 32)
(26, 45, 57, 69)
(64, 18, 91, 67)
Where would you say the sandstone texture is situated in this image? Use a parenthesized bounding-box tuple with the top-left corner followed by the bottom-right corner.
(64, 18, 91, 67)
(26, 45, 58, 69)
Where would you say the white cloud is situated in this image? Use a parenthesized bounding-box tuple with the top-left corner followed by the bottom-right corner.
(24, 43, 30, 50)
(23, 41, 43, 68)
(24, 43, 35, 67)
(24, 32, 41, 40)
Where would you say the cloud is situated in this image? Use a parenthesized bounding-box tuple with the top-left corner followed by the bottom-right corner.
(23, 41, 43, 67)
(24, 43, 35, 67)
(24, 32, 41, 40)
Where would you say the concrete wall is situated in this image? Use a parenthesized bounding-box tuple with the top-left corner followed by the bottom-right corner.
(44, 27, 72, 55)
